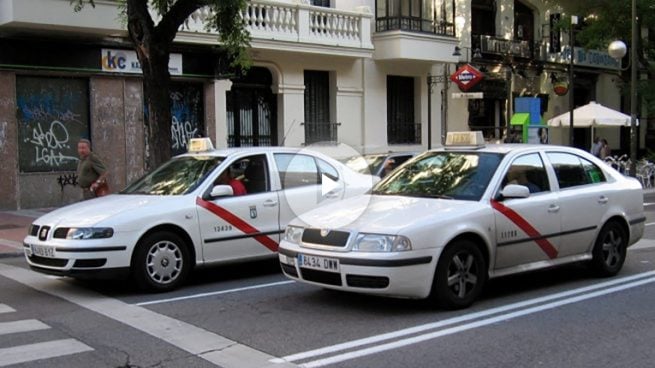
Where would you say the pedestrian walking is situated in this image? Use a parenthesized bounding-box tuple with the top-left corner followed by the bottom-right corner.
(77, 138, 109, 200)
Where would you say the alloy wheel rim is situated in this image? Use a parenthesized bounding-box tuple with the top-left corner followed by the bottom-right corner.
(602, 229, 622, 267)
(447, 252, 478, 298)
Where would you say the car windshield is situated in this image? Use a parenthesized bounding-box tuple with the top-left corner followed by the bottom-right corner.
(122, 155, 224, 195)
(372, 151, 503, 201)
(343, 155, 386, 175)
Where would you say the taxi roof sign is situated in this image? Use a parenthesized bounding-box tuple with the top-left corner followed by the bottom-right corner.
(188, 138, 214, 152)
(445, 131, 485, 147)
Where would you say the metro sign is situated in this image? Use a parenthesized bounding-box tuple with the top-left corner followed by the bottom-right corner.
(450, 64, 484, 92)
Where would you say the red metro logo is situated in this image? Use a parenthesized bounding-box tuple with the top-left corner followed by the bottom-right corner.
(450, 64, 484, 92)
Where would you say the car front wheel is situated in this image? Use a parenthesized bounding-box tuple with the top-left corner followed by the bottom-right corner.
(591, 221, 627, 277)
(133, 231, 190, 292)
(431, 240, 487, 309)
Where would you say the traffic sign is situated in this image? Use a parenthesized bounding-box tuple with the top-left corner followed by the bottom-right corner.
(450, 64, 484, 92)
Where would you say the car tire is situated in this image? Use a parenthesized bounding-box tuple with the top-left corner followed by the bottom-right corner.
(430, 240, 487, 309)
(590, 221, 627, 277)
(132, 231, 190, 292)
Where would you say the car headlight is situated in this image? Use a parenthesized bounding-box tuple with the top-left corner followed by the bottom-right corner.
(65, 227, 114, 240)
(284, 226, 304, 244)
(353, 233, 412, 252)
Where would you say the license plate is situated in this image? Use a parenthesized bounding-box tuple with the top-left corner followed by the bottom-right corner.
(298, 254, 339, 272)
(30, 244, 56, 258)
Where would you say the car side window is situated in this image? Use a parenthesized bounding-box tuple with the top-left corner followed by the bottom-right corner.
(274, 153, 320, 189)
(214, 154, 269, 196)
(502, 153, 549, 194)
(547, 152, 606, 189)
(317, 158, 339, 181)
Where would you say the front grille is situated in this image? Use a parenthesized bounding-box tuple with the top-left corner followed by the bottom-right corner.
(300, 268, 342, 286)
(280, 263, 298, 277)
(346, 274, 389, 289)
(53, 228, 69, 239)
(29, 225, 40, 236)
(301, 229, 350, 247)
(28, 255, 67, 267)
(73, 259, 107, 268)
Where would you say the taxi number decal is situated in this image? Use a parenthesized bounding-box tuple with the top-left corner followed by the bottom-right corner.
(196, 197, 278, 252)
(214, 225, 233, 233)
(490, 200, 558, 259)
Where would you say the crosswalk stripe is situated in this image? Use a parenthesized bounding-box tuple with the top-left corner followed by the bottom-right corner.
(0, 339, 93, 367)
(0, 319, 50, 336)
(0, 304, 15, 314)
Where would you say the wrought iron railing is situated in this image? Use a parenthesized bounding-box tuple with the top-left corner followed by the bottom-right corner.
(303, 122, 340, 145)
(376, 16, 455, 36)
(388, 123, 421, 144)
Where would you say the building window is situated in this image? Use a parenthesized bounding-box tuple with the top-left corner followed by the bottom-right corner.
(387, 76, 419, 144)
(376, 0, 455, 36)
(471, 0, 496, 37)
(304, 70, 336, 144)
(310, 0, 330, 7)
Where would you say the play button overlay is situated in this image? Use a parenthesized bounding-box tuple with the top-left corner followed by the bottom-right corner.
(321, 173, 340, 196)
(281, 143, 376, 229)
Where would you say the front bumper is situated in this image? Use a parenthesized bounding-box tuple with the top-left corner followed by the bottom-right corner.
(23, 233, 134, 279)
(278, 242, 438, 299)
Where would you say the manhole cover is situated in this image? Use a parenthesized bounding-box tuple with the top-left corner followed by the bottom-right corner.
(0, 224, 21, 230)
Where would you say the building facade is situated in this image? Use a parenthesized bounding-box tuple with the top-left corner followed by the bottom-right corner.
(0, 0, 646, 209)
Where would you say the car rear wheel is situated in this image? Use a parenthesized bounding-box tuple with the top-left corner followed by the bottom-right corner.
(133, 231, 190, 292)
(591, 221, 627, 277)
(430, 240, 487, 309)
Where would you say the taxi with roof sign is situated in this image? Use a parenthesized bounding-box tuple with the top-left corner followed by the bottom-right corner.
(24, 138, 377, 291)
(278, 132, 646, 308)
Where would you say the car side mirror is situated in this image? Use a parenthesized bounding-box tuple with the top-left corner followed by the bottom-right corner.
(500, 184, 530, 199)
(210, 185, 234, 198)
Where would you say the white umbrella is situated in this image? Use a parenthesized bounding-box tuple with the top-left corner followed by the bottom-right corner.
(547, 101, 637, 127)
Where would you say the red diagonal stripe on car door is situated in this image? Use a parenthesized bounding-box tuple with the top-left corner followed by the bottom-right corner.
(490, 200, 558, 259)
(196, 197, 279, 252)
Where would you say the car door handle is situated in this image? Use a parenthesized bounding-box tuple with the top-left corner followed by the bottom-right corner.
(263, 199, 278, 207)
(548, 204, 560, 213)
(598, 196, 609, 204)
(324, 190, 342, 199)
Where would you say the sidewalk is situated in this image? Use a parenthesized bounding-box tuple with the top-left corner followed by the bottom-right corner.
(0, 208, 55, 258)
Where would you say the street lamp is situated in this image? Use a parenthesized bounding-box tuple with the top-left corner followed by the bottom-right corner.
(607, 0, 638, 177)
(568, 15, 578, 147)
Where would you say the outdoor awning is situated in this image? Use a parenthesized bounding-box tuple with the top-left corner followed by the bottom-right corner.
(510, 113, 530, 125)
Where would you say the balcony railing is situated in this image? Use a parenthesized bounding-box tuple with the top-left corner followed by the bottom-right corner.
(303, 122, 340, 145)
(177, 1, 373, 51)
(376, 16, 455, 37)
(474, 35, 533, 59)
(388, 123, 421, 145)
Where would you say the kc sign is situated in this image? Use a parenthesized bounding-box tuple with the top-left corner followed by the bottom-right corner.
(450, 64, 484, 92)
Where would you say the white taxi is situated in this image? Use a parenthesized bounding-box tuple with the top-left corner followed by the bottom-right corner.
(278, 132, 646, 309)
(24, 139, 377, 291)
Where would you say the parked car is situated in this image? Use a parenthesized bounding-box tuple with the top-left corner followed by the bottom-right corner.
(343, 152, 417, 178)
(24, 139, 378, 291)
(279, 132, 646, 309)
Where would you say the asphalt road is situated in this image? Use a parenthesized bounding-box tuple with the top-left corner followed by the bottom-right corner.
(0, 194, 654, 368)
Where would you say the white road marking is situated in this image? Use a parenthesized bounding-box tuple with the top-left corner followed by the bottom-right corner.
(0, 304, 15, 314)
(137, 280, 295, 306)
(0, 263, 297, 368)
(0, 239, 22, 250)
(0, 319, 49, 336)
(300, 275, 655, 367)
(644, 203, 655, 206)
(646, 222, 655, 227)
(0, 339, 93, 367)
(273, 271, 655, 366)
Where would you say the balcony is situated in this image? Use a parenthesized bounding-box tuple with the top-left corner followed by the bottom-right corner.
(177, 1, 374, 58)
(0, 0, 373, 59)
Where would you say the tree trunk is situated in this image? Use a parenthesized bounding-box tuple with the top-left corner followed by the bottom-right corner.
(126, 0, 173, 170)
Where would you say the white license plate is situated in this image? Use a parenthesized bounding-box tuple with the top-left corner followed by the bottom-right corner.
(298, 254, 339, 272)
(30, 244, 56, 258)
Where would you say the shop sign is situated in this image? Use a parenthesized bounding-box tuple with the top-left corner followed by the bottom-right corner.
(450, 64, 484, 92)
(101, 49, 183, 75)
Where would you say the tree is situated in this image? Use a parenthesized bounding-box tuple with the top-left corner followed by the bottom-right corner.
(551, 0, 655, 116)
(72, 0, 250, 169)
